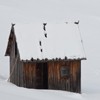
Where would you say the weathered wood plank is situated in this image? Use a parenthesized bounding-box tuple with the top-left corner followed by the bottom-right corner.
(48, 60, 81, 93)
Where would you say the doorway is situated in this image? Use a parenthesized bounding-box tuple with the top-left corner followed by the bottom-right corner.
(36, 62, 48, 89)
(43, 63, 48, 89)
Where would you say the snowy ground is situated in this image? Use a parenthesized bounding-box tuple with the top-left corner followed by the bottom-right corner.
(0, 76, 100, 100)
(0, 0, 100, 100)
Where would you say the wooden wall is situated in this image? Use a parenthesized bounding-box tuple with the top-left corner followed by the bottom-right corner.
(10, 55, 81, 93)
(9, 38, 17, 84)
(23, 62, 36, 88)
(9, 33, 24, 87)
(22, 62, 48, 89)
(48, 60, 81, 93)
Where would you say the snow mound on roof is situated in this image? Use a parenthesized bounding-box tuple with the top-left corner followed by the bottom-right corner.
(15, 22, 85, 60)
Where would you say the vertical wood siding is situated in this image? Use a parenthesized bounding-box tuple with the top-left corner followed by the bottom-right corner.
(9, 38, 23, 87)
(23, 62, 36, 88)
(48, 60, 81, 93)
(10, 51, 81, 93)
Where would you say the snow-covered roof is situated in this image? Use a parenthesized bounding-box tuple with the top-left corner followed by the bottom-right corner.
(15, 22, 85, 60)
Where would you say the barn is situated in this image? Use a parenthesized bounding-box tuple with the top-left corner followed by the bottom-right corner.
(5, 22, 86, 93)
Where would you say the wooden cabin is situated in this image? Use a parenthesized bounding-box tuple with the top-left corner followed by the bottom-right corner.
(5, 23, 86, 93)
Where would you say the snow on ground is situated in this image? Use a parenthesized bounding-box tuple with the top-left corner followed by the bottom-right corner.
(0, 76, 100, 100)
(0, 0, 100, 100)
(0, 77, 79, 100)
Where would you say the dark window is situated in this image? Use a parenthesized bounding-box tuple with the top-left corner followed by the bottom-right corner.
(15, 41, 17, 56)
(61, 66, 70, 77)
